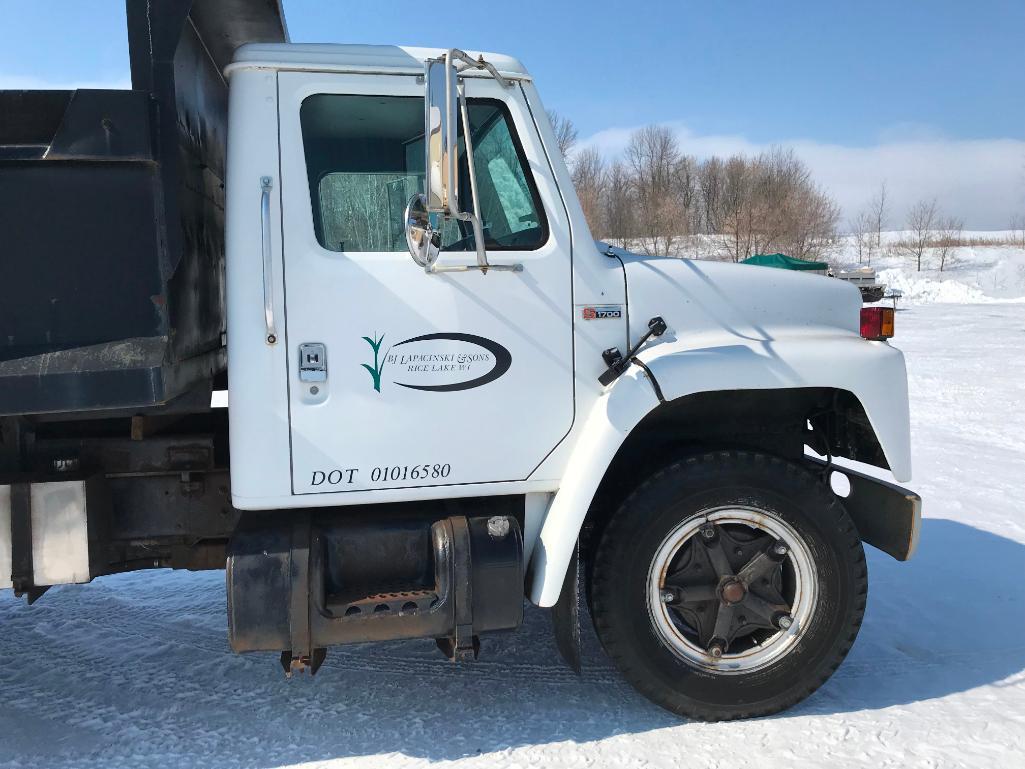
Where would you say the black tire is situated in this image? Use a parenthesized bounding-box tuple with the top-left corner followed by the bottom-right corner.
(590, 451, 867, 721)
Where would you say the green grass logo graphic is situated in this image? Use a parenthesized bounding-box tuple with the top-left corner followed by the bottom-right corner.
(361, 333, 386, 392)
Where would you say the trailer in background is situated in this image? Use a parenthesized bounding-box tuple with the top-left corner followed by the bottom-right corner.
(835, 266, 887, 303)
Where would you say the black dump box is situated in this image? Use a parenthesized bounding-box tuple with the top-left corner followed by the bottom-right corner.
(0, 0, 287, 416)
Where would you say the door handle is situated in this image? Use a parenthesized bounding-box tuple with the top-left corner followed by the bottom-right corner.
(260, 175, 278, 345)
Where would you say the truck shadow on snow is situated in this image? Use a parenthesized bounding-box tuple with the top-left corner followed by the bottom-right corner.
(794, 517, 1025, 715)
(0, 518, 1022, 767)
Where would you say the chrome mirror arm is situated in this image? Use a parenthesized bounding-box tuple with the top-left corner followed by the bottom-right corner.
(455, 78, 489, 272)
(447, 48, 512, 89)
(427, 74, 522, 275)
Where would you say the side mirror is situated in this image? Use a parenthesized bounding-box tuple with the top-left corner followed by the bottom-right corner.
(403, 193, 441, 268)
(404, 50, 522, 275)
(424, 57, 458, 214)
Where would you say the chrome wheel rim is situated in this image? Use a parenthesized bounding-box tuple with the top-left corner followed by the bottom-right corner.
(646, 506, 818, 674)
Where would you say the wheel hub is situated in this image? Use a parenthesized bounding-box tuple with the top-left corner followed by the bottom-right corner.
(647, 507, 819, 674)
(719, 579, 746, 604)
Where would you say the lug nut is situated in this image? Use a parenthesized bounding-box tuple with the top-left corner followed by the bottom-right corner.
(777, 614, 793, 630)
(486, 516, 510, 539)
(773, 542, 788, 556)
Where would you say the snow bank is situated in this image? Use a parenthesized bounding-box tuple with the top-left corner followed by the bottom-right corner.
(833, 233, 1025, 305)
(876, 268, 992, 304)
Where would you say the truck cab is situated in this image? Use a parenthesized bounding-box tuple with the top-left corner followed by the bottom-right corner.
(0, 4, 920, 722)
(225, 44, 595, 507)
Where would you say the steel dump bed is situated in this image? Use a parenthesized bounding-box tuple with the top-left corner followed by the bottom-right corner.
(0, 0, 286, 416)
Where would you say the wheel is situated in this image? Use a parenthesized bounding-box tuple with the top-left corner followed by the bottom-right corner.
(590, 451, 867, 721)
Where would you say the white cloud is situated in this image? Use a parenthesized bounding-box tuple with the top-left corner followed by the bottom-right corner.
(0, 74, 131, 91)
(579, 123, 1025, 230)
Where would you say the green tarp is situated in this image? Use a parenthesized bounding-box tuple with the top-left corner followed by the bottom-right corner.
(741, 253, 829, 271)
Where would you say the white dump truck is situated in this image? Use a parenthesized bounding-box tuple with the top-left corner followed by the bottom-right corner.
(0, 1, 920, 721)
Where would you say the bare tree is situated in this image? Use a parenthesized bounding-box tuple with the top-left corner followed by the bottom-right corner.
(571, 146, 607, 238)
(869, 181, 888, 248)
(1010, 214, 1025, 249)
(717, 155, 752, 261)
(756, 148, 825, 259)
(675, 154, 700, 236)
(899, 198, 938, 271)
(709, 148, 837, 262)
(936, 214, 963, 271)
(603, 159, 634, 248)
(849, 211, 874, 264)
(786, 179, 841, 262)
(625, 125, 686, 255)
(546, 109, 578, 161)
(698, 156, 725, 234)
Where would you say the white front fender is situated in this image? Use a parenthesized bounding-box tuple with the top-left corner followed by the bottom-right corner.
(528, 368, 658, 606)
(528, 333, 911, 607)
(642, 333, 911, 481)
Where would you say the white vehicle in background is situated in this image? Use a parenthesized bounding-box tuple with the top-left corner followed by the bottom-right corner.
(0, 0, 920, 722)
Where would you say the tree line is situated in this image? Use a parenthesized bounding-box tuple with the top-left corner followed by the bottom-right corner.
(549, 111, 1023, 271)
(549, 112, 840, 262)
(847, 182, 966, 271)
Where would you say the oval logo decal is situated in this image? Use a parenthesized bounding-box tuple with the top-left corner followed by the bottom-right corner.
(374, 333, 512, 392)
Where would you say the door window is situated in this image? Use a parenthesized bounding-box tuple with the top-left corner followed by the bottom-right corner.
(299, 94, 548, 252)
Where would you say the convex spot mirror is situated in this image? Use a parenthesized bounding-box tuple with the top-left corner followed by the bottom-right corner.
(404, 193, 441, 268)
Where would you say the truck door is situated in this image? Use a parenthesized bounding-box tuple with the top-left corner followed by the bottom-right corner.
(276, 72, 574, 496)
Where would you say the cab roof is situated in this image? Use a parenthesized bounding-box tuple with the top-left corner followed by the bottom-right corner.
(227, 43, 531, 81)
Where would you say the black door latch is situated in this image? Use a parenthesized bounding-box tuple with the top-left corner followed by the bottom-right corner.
(599, 316, 667, 387)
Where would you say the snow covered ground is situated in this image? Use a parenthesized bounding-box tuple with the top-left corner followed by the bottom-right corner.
(2, 300, 1024, 769)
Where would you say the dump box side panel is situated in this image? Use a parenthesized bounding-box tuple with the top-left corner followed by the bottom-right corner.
(165, 14, 230, 364)
(0, 0, 286, 416)
(0, 155, 163, 361)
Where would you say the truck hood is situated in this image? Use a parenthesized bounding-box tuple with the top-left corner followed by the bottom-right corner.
(602, 244, 862, 344)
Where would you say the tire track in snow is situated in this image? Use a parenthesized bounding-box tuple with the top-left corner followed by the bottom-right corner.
(2, 586, 625, 688)
(8, 581, 1020, 699)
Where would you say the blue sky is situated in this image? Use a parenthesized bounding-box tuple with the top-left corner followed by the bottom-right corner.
(2, 0, 1023, 227)
(284, 0, 1025, 146)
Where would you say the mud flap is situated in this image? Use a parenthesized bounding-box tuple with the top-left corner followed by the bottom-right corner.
(551, 540, 582, 674)
(808, 457, 922, 561)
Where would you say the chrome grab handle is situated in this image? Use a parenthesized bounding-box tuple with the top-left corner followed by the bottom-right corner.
(260, 176, 278, 345)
